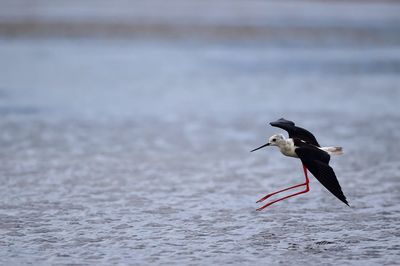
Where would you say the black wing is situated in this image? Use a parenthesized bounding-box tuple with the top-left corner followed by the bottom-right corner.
(295, 147, 349, 206)
(270, 118, 320, 147)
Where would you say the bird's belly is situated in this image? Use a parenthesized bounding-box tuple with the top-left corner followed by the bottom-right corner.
(281, 148, 298, 158)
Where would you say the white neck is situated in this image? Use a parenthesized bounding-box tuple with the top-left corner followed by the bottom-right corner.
(278, 138, 298, 158)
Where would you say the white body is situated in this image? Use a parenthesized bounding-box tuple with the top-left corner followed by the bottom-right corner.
(268, 134, 343, 158)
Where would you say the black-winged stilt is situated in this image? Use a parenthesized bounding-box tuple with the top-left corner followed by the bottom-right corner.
(251, 118, 349, 211)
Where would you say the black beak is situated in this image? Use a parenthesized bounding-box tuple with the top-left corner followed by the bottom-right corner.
(250, 143, 270, 152)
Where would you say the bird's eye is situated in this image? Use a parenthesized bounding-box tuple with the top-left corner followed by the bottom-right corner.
(272, 138, 276, 142)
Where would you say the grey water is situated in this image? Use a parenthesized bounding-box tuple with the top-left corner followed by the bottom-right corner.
(1, 1, 400, 265)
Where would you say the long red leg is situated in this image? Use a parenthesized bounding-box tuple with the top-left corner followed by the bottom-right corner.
(256, 164, 310, 211)
(256, 182, 307, 203)
(256, 164, 309, 203)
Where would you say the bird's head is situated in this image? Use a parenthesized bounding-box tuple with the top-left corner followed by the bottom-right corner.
(251, 134, 286, 152)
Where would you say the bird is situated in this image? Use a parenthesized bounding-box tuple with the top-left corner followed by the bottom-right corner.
(251, 118, 349, 211)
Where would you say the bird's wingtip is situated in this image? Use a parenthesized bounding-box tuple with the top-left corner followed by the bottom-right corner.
(270, 118, 295, 126)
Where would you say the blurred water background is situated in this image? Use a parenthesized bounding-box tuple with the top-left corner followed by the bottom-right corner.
(0, 0, 399, 265)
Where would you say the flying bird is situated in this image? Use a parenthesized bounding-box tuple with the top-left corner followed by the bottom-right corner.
(251, 118, 349, 211)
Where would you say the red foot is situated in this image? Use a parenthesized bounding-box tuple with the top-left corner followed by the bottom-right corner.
(256, 164, 310, 211)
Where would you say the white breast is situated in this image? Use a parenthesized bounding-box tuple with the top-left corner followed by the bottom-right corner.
(279, 138, 298, 158)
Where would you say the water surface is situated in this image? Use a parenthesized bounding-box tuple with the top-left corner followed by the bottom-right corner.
(0, 1, 400, 265)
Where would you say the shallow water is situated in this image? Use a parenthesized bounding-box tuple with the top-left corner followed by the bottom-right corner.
(0, 38, 399, 265)
(1, 2, 400, 264)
